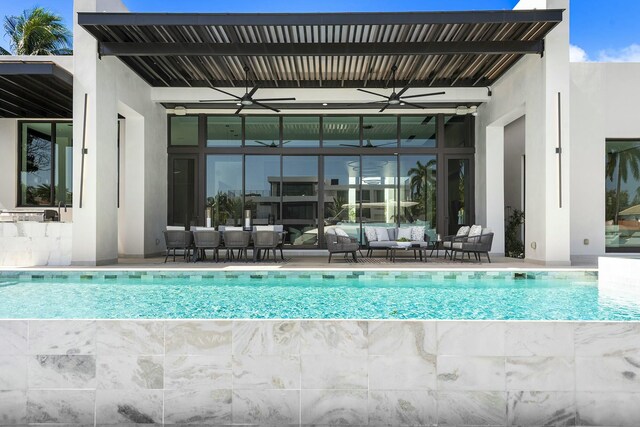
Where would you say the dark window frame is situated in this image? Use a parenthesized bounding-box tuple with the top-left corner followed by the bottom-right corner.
(17, 119, 73, 208)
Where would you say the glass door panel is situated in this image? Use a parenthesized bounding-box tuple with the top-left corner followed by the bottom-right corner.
(324, 156, 361, 243)
(400, 155, 437, 240)
(445, 158, 471, 235)
(169, 156, 198, 227)
(283, 156, 319, 246)
(244, 155, 280, 224)
(206, 155, 243, 227)
(361, 155, 398, 231)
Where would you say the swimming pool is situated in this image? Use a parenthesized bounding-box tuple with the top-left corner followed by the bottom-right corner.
(2, 269, 633, 320)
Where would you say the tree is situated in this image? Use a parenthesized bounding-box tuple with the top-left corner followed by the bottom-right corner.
(606, 145, 640, 224)
(2, 7, 72, 55)
(406, 159, 437, 223)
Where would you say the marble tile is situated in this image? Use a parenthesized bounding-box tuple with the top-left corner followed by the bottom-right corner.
(368, 390, 436, 426)
(505, 322, 574, 357)
(27, 390, 95, 424)
(368, 355, 436, 390)
(437, 321, 505, 356)
(97, 320, 164, 355)
(300, 321, 368, 355)
(0, 321, 27, 355)
(506, 357, 574, 391)
(576, 356, 640, 392)
(0, 356, 27, 389)
(575, 322, 640, 357)
(165, 321, 232, 356)
(301, 389, 367, 425)
(576, 391, 640, 427)
(28, 320, 96, 355)
(437, 356, 505, 391)
(233, 354, 300, 389)
(0, 390, 26, 426)
(301, 354, 368, 389)
(437, 391, 507, 426)
(507, 391, 575, 426)
(95, 390, 163, 425)
(164, 389, 232, 425)
(232, 320, 300, 355)
(97, 355, 164, 389)
(28, 355, 96, 389)
(232, 389, 299, 425)
(368, 321, 436, 356)
(164, 355, 231, 390)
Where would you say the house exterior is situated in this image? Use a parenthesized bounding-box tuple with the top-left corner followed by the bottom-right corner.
(0, 0, 638, 266)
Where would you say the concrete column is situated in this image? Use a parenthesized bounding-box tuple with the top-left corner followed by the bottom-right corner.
(71, 0, 119, 265)
(485, 126, 506, 256)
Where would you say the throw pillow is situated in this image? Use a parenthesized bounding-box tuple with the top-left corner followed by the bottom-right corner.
(364, 226, 378, 243)
(374, 227, 390, 241)
(456, 226, 470, 236)
(397, 227, 413, 240)
(334, 228, 349, 238)
(468, 224, 483, 237)
(410, 226, 425, 241)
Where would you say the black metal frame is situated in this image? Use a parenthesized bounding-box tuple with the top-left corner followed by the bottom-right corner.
(17, 120, 73, 208)
(167, 113, 475, 249)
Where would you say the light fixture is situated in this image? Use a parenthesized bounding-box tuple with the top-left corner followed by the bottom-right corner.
(400, 102, 405, 106)
(455, 106, 469, 115)
(236, 103, 242, 106)
(174, 106, 187, 116)
(322, 103, 328, 106)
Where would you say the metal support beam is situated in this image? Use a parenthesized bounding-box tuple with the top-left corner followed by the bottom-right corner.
(99, 40, 545, 57)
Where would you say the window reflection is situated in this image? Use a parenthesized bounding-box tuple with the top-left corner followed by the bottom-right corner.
(245, 116, 279, 147)
(323, 116, 359, 148)
(400, 116, 436, 148)
(362, 116, 397, 148)
(206, 155, 243, 227)
(324, 156, 361, 242)
(283, 156, 318, 245)
(170, 116, 198, 146)
(282, 116, 319, 147)
(361, 156, 398, 230)
(207, 116, 241, 147)
(244, 155, 280, 224)
(400, 156, 437, 240)
(606, 140, 640, 251)
(444, 115, 471, 147)
(20, 122, 52, 206)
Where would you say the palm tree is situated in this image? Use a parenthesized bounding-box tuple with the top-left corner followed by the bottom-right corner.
(407, 159, 437, 221)
(606, 145, 640, 224)
(2, 7, 71, 55)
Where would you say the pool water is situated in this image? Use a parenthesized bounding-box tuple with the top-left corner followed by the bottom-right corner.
(0, 270, 636, 320)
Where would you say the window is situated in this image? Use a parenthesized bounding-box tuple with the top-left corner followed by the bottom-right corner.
(283, 156, 318, 245)
(245, 116, 279, 147)
(170, 116, 199, 146)
(400, 116, 437, 147)
(606, 140, 640, 251)
(283, 116, 319, 147)
(400, 155, 437, 239)
(19, 121, 73, 206)
(363, 116, 397, 148)
(323, 116, 359, 148)
(206, 155, 243, 227)
(443, 115, 472, 147)
(207, 116, 241, 147)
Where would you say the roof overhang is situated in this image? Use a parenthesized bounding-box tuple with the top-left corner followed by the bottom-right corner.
(78, 10, 563, 89)
(0, 61, 73, 118)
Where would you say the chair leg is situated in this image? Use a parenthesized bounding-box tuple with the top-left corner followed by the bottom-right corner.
(328, 253, 332, 263)
(164, 250, 169, 263)
(280, 247, 284, 260)
(273, 248, 277, 262)
(173, 249, 176, 262)
(486, 252, 491, 263)
(352, 252, 357, 262)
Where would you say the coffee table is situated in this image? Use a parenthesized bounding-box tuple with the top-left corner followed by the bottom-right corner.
(387, 244, 429, 263)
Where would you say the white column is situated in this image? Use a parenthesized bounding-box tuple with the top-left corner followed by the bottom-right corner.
(71, 0, 119, 265)
(485, 126, 506, 256)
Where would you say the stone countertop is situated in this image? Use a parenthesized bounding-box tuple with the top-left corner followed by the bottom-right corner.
(0, 222, 72, 266)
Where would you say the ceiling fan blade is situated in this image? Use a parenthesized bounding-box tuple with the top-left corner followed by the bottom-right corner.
(399, 101, 426, 109)
(357, 88, 389, 99)
(339, 144, 360, 147)
(379, 103, 390, 113)
(248, 86, 259, 97)
(210, 87, 242, 100)
(234, 106, 244, 115)
(253, 140, 270, 146)
(282, 140, 292, 145)
(253, 101, 281, 113)
(253, 97, 296, 102)
(344, 101, 386, 107)
(400, 91, 446, 100)
(397, 84, 411, 97)
(374, 142, 397, 147)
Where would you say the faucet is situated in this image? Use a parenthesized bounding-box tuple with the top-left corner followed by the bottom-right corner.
(57, 201, 67, 220)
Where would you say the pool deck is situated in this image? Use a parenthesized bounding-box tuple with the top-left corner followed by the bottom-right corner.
(0, 253, 598, 271)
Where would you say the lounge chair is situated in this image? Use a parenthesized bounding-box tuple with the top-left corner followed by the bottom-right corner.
(163, 230, 193, 262)
(449, 227, 494, 263)
(441, 226, 471, 259)
(325, 228, 359, 263)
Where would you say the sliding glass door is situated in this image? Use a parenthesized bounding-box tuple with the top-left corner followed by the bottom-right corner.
(445, 156, 472, 235)
(168, 155, 199, 227)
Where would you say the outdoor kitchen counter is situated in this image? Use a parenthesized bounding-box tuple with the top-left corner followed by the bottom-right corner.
(0, 221, 72, 266)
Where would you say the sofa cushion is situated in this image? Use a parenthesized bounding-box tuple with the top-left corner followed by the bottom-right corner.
(410, 226, 425, 241)
(456, 226, 470, 236)
(397, 227, 413, 240)
(374, 227, 390, 241)
(364, 226, 378, 243)
(468, 224, 483, 237)
(369, 241, 396, 248)
(335, 228, 349, 238)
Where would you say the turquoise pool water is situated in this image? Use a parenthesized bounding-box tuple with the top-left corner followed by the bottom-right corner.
(0, 270, 636, 320)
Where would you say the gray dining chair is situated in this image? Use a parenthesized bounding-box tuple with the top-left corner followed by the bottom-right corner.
(193, 230, 222, 262)
(163, 230, 193, 262)
(252, 230, 280, 262)
(223, 230, 251, 262)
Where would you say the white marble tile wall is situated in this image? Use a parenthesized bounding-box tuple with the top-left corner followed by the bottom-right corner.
(0, 320, 639, 426)
(0, 222, 72, 266)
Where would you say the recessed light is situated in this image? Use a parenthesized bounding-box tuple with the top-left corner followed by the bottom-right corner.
(236, 103, 242, 106)
(322, 103, 328, 106)
(400, 102, 405, 106)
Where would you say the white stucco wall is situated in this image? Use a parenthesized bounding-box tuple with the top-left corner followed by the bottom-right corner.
(0, 119, 17, 211)
(72, 0, 167, 265)
(570, 63, 640, 262)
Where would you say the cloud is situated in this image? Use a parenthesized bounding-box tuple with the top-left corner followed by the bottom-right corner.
(597, 44, 640, 62)
(569, 44, 589, 62)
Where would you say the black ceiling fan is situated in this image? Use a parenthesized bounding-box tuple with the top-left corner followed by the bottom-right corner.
(253, 140, 292, 148)
(199, 65, 296, 114)
(340, 126, 396, 148)
(356, 65, 445, 113)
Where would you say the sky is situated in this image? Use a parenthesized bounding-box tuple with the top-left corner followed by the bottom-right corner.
(0, 0, 638, 62)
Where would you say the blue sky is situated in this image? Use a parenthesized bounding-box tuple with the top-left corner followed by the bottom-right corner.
(0, 0, 638, 61)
